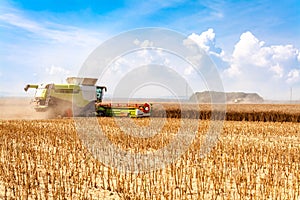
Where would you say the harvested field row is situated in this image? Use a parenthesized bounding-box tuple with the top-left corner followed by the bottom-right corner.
(0, 118, 299, 199)
(151, 103, 300, 122)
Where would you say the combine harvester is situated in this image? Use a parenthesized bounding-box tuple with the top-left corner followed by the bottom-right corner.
(24, 77, 151, 118)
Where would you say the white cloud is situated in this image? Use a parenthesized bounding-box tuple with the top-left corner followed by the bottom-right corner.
(140, 40, 154, 47)
(133, 39, 154, 48)
(183, 66, 192, 75)
(287, 69, 300, 84)
(34, 65, 72, 84)
(220, 31, 300, 99)
(187, 28, 227, 80)
(270, 64, 284, 78)
(225, 31, 300, 80)
(225, 63, 240, 76)
(0, 10, 102, 47)
(225, 31, 266, 77)
(188, 28, 223, 56)
(133, 39, 140, 46)
(46, 65, 70, 76)
(186, 29, 300, 99)
(188, 29, 215, 52)
(0, 13, 40, 31)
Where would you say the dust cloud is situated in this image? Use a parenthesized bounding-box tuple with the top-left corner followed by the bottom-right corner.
(0, 97, 50, 120)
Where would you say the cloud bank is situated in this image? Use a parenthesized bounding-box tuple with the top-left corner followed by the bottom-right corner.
(188, 29, 300, 100)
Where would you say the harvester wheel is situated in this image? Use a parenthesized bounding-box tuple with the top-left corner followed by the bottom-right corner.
(97, 110, 106, 117)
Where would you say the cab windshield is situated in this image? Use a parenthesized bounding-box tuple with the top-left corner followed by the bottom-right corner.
(35, 84, 47, 98)
(96, 88, 102, 101)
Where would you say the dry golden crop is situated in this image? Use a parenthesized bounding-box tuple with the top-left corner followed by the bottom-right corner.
(151, 103, 300, 122)
(0, 116, 299, 199)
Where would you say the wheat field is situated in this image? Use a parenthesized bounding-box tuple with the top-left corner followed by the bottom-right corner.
(0, 115, 299, 199)
(151, 103, 300, 122)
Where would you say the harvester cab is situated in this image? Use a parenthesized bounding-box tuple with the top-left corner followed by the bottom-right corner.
(96, 86, 107, 102)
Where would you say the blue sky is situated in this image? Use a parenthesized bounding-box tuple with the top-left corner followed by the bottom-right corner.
(0, 0, 300, 100)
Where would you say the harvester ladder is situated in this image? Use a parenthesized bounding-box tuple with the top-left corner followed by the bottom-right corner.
(44, 84, 53, 106)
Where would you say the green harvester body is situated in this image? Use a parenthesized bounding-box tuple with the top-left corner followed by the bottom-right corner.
(24, 77, 151, 118)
